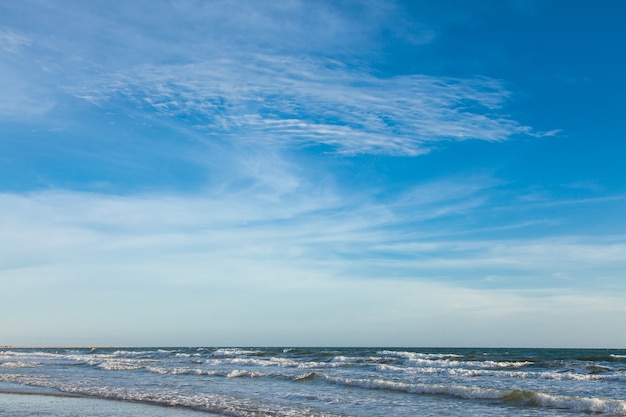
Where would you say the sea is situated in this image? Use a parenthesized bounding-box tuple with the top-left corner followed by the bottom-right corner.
(1, 347, 625, 416)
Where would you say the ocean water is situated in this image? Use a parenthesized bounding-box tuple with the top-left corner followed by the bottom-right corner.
(1, 347, 625, 416)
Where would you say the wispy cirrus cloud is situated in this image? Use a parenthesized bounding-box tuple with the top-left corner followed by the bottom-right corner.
(2, 0, 551, 156)
(75, 56, 543, 156)
(1, 164, 624, 345)
(0, 29, 32, 54)
(2, 173, 624, 292)
(2, 184, 625, 347)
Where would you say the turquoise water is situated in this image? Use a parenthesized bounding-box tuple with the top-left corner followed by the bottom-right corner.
(1, 347, 625, 416)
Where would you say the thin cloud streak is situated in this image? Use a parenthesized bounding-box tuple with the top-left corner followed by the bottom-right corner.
(2, 184, 624, 291)
(0, 29, 32, 54)
(75, 57, 540, 155)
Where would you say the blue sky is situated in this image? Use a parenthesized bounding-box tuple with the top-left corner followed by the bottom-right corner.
(1, 0, 625, 348)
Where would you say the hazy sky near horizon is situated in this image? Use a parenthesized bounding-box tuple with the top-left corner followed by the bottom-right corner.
(1, 0, 625, 348)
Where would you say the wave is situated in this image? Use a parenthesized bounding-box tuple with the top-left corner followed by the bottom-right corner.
(294, 372, 317, 382)
(146, 366, 278, 380)
(4, 361, 626, 416)
(379, 350, 464, 360)
(146, 366, 222, 377)
(98, 361, 146, 371)
(9, 348, 622, 384)
(0, 350, 96, 369)
(0, 361, 41, 368)
(204, 356, 350, 370)
(0, 350, 58, 358)
(376, 363, 626, 382)
(0, 374, 338, 417)
(587, 364, 614, 373)
(501, 389, 626, 414)
(226, 369, 263, 378)
(379, 350, 533, 369)
(322, 375, 626, 415)
(5, 347, 626, 416)
(208, 348, 264, 358)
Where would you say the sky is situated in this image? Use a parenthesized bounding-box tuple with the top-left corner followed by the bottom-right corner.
(1, 0, 625, 348)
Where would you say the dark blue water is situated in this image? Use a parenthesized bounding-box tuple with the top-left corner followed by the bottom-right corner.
(1, 347, 625, 416)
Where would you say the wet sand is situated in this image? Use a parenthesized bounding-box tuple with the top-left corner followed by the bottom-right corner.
(0, 392, 216, 417)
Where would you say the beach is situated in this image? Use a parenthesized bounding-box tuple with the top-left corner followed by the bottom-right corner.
(0, 391, 213, 417)
(1, 347, 625, 416)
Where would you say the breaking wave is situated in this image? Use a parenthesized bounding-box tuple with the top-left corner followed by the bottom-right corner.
(3, 347, 626, 417)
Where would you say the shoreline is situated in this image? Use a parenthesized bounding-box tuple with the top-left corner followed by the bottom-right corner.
(0, 390, 216, 417)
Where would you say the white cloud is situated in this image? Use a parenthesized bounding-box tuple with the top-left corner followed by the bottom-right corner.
(2, 185, 624, 285)
(0, 30, 32, 54)
(74, 57, 541, 156)
(1, 178, 625, 346)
